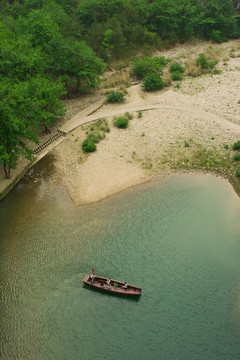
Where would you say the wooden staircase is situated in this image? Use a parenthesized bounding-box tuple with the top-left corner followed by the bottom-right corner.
(33, 130, 66, 155)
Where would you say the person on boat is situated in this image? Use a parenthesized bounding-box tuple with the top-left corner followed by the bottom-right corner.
(114, 282, 118, 289)
(122, 282, 128, 289)
(106, 278, 112, 289)
(89, 273, 95, 283)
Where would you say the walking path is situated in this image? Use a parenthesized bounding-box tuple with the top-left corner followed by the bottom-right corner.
(1, 83, 240, 201)
(0, 99, 105, 200)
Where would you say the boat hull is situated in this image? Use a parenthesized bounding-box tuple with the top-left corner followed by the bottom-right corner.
(82, 274, 141, 297)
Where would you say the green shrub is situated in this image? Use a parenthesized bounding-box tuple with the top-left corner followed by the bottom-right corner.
(114, 116, 129, 129)
(236, 167, 240, 177)
(170, 62, 184, 73)
(106, 91, 125, 103)
(81, 118, 110, 154)
(233, 141, 240, 150)
(124, 112, 133, 120)
(87, 132, 105, 144)
(210, 30, 226, 43)
(142, 72, 165, 91)
(137, 111, 142, 118)
(131, 56, 168, 78)
(171, 71, 183, 81)
(196, 54, 218, 69)
(234, 153, 240, 161)
(82, 138, 97, 153)
(184, 142, 190, 147)
(224, 144, 229, 149)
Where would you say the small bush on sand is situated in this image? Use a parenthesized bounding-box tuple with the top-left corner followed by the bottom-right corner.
(142, 72, 165, 91)
(124, 112, 133, 120)
(82, 138, 97, 153)
(185, 60, 202, 77)
(233, 141, 240, 150)
(196, 54, 218, 69)
(137, 111, 142, 118)
(171, 71, 183, 81)
(132, 56, 168, 78)
(82, 118, 109, 153)
(106, 91, 125, 103)
(210, 30, 226, 43)
(170, 62, 184, 73)
(114, 116, 129, 129)
(233, 153, 240, 161)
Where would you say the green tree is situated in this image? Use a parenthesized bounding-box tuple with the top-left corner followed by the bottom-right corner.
(0, 78, 65, 178)
(18, 9, 105, 92)
(0, 21, 46, 82)
(195, 0, 238, 41)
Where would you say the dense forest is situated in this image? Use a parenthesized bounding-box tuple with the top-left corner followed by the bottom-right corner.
(0, 0, 239, 178)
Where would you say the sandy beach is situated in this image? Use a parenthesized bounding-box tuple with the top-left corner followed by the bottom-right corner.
(49, 40, 240, 205)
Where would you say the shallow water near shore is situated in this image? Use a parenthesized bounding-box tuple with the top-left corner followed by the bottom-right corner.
(1, 161, 240, 359)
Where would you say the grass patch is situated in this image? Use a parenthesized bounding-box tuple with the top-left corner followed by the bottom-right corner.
(162, 74, 172, 87)
(171, 71, 183, 81)
(185, 47, 219, 77)
(233, 153, 240, 161)
(185, 60, 202, 77)
(106, 91, 125, 103)
(113, 111, 134, 129)
(170, 62, 184, 73)
(233, 140, 240, 150)
(212, 69, 221, 75)
(81, 118, 110, 153)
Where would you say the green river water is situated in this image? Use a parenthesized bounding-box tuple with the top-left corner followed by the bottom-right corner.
(0, 157, 240, 359)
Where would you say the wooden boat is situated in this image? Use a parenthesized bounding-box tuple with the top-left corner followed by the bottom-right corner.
(82, 274, 142, 297)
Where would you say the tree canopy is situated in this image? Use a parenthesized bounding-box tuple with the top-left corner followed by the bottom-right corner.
(0, 0, 239, 177)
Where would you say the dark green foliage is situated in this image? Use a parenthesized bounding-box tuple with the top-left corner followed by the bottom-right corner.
(196, 54, 218, 69)
(233, 141, 240, 150)
(106, 91, 125, 103)
(171, 71, 183, 81)
(0, 77, 65, 177)
(196, 0, 238, 41)
(82, 138, 97, 153)
(132, 56, 168, 78)
(233, 153, 240, 161)
(114, 116, 129, 129)
(236, 167, 240, 178)
(142, 72, 165, 91)
(210, 30, 226, 43)
(170, 62, 184, 73)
